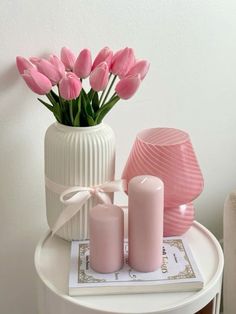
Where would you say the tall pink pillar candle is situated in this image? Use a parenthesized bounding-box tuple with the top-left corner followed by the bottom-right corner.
(128, 175, 164, 272)
(89, 204, 124, 273)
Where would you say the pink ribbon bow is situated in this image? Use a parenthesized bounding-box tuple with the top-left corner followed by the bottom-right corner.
(45, 177, 127, 236)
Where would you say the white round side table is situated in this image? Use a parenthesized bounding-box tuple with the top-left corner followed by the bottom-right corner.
(34, 221, 224, 314)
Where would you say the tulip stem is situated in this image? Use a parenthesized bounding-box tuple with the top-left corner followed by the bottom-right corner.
(46, 92, 56, 106)
(57, 86, 63, 110)
(99, 90, 106, 106)
(108, 92, 117, 102)
(99, 73, 112, 106)
(69, 100, 74, 125)
(57, 85, 69, 125)
(101, 75, 117, 107)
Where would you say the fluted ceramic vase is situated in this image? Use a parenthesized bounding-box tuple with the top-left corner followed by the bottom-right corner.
(44, 122, 116, 241)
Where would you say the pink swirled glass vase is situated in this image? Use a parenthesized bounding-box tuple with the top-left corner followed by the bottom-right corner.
(122, 128, 204, 236)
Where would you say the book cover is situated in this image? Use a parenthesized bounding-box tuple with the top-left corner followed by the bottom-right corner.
(69, 237, 204, 296)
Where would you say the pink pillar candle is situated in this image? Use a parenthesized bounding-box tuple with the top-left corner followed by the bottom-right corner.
(128, 175, 164, 272)
(89, 204, 124, 273)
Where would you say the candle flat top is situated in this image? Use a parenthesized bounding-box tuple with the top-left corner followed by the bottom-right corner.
(90, 204, 123, 222)
(129, 175, 164, 193)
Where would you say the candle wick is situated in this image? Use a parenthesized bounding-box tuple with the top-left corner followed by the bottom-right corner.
(140, 177, 148, 184)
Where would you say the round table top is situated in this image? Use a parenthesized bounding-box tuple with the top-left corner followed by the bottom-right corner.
(35, 221, 224, 314)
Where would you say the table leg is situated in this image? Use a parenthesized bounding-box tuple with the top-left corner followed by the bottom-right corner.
(195, 300, 213, 314)
(214, 293, 221, 314)
(195, 293, 221, 314)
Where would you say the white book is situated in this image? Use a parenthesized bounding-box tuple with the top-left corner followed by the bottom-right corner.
(69, 237, 204, 296)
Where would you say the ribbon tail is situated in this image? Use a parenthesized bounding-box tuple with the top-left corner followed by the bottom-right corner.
(95, 179, 127, 204)
(45, 176, 68, 194)
(51, 192, 91, 236)
(96, 192, 112, 204)
(99, 179, 127, 193)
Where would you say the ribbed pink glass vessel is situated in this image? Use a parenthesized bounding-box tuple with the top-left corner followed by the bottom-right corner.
(164, 203, 195, 236)
(122, 128, 204, 236)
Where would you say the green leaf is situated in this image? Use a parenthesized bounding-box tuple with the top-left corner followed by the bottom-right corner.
(73, 95, 81, 126)
(72, 98, 78, 116)
(50, 89, 59, 102)
(37, 98, 54, 112)
(83, 90, 95, 117)
(81, 90, 95, 126)
(53, 102, 62, 123)
(87, 116, 95, 126)
(81, 89, 89, 104)
(82, 102, 95, 126)
(46, 92, 58, 107)
(80, 110, 89, 126)
(95, 96, 119, 124)
(69, 100, 74, 125)
(92, 92, 99, 113)
(87, 88, 94, 102)
(58, 99, 70, 126)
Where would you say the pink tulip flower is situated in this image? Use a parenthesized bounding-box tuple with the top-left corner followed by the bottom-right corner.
(111, 47, 135, 78)
(74, 48, 92, 79)
(89, 62, 109, 92)
(49, 54, 65, 78)
(92, 47, 113, 70)
(22, 68, 52, 95)
(59, 72, 82, 100)
(16, 56, 34, 74)
(126, 60, 150, 80)
(30, 57, 63, 85)
(29, 57, 41, 66)
(115, 75, 141, 100)
(61, 47, 76, 71)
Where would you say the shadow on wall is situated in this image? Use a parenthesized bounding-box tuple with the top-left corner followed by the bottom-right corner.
(0, 59, 53, 126)
(0, 63, 19, 92)
(0, 62, 32, 124)
(0, 61, 48, 314)
(0, 50, 51, 93)
(0, 60, 48, 228)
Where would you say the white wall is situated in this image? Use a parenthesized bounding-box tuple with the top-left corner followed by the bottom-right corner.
(0, 0, 236, 313)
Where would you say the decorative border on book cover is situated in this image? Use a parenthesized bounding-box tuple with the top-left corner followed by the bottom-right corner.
(76, 239, 197, 284)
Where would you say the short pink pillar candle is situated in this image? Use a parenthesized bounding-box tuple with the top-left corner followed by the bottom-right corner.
(128, 175, 164, 272)
(89, 204, 124, 273)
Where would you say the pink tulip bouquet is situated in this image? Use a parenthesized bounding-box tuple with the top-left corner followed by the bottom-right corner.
(16, 47, 150, 126)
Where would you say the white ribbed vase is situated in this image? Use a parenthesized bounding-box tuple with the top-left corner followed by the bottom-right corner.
(44, 122, 116, 241)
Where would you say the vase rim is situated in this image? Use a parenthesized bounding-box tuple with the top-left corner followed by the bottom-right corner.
(136, 127, 190, 147)
(54, 122, 106, 132)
